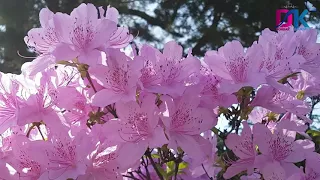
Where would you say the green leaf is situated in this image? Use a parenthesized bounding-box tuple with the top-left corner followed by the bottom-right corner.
(178, 162, 188, 170)
(151, 154, 160, 159)
(166, 161, 175, 172)
(166, 162, 188, 178)
(167, 170, 175, 178)
(307, 130, 320, 137)
(156, 164, 167, 179)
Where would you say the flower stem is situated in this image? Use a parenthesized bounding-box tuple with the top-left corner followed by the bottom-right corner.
(145, 149, 164, 180)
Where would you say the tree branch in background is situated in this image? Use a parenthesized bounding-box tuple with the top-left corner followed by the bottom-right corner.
(117, 7, 183, 37)
(192, 12, 222, 56)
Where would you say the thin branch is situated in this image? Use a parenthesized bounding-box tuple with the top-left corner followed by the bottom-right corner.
(145, 149, 164, 180)
(135, 169, 147, 180)
(192, 12, 222, 56)
(174, 161, 179, 180)
(117, 7, 182, 37)
(86, 72, 97, 93)
(26, 123, 36, 138)
(211, 127, 226, 139)
(36, 125, 45, 140)
(142, 156, 151, 180)
(122, 174, 139, 180)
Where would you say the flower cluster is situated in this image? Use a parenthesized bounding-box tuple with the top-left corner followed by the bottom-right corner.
(1, 3, 320, 180)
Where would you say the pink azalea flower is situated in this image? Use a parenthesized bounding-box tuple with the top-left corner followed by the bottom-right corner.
(97, 6, 133, 49)
(258, 28, 303, 74)
(289, 70, 320, 98)
(160, 88, 217, 165)
(0, 126, 26, 180)
(23, 8, 60, 76)
(0, 73, 24, 134)
(289, 152, 320, 180)
(204, 40, 265, 93)
(23, 4, 132, 75)
(198, 64, 237, 109)
(16, 75, 61, 128)
(52, 3, 118, 66)
(282, 100, 312, 124)
(40, 129, 95, 180)
(0, 160, 16, 180)
(264, 112, 311, 140)
(56, 87, 92, 125)
(275, 113, 308, 136)
(24, 8, 59, 55)
(53, 4, 117, 65)
(253, 123, 315, 178)
(79, 140, 125, 180)
(135, 45, 163, 91)
(8, 135, 49, 180)
(224, 122, 257, 179)
(51, 65, 80, 87)
(107, 27, 133, 49)
(257, 28, 305, 91)
(103, 94, 168, 165)
(250, 84, 289, 113)
(251, 84, 312, 123)
(304, 152, 320, 180)
(145, 41, 201, 97)
(248, 107, 278, 124)
(295, 29, 319, 61)
(90, 49, 143, 107)
(295, 29, 320, 75)
(189, 131, 221, 179)
(0, 133, 13, 159)
(287, 173, 304, 180)
(259, 27, 295, 45)
(260, 161, 286, 180)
